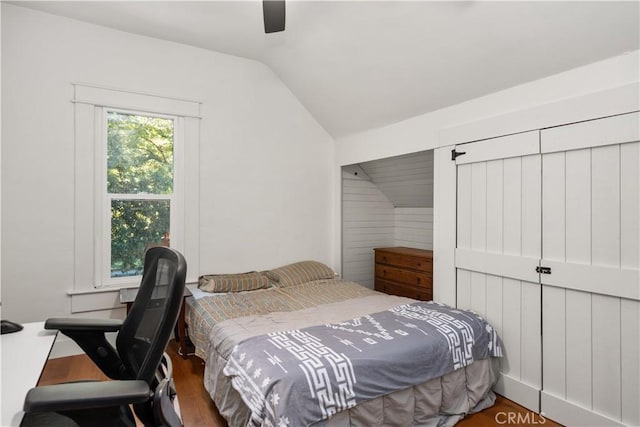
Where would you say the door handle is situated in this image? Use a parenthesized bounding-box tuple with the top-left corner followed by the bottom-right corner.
(536, 266, 551, 274)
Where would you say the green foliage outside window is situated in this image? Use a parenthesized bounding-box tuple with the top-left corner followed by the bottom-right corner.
(107, 112, 174, 277)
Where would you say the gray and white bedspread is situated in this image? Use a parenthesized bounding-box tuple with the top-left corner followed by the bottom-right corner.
(223, 301, 502, 427)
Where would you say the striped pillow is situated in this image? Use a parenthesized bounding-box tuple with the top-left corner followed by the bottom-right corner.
(198, 271, 270, 293)
(265, 261, 336, 287)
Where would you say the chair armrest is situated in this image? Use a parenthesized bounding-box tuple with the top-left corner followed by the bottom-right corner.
(24, 381, 151, 413)
(44, 318, 126, 379)
(45, 318, 123, 333)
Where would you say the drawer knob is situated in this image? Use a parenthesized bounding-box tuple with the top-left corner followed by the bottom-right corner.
(383, 256, 387, 262)
(383, 270, 387, 276)
(416, 277, 421, 284)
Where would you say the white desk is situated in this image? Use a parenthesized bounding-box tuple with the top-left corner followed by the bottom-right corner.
(1, 322, 57, 426)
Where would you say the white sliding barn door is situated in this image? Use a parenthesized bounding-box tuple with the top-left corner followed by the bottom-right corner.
(540, 112, 640, 427)
(454, 131, 542, 412)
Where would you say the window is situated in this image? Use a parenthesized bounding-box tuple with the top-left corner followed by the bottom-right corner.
(105, 110, 175, 280)
(73, 83, 200, 293)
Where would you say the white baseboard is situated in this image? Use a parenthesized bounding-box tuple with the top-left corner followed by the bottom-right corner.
(541, 391, 624, 427)
(48, 333, 118, 359)
(48, 330, 177, 359)
(494, 372, 540, 413)
(49, 336, 84, 359)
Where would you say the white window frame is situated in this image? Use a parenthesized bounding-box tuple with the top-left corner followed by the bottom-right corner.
(97, 107, 182, 287)
(73, 83, 200, 293)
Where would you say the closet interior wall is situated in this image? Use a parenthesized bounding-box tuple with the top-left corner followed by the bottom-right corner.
(341, 151, 434, 288)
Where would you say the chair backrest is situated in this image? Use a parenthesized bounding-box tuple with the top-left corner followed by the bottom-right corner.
(116, 246, 186, 424)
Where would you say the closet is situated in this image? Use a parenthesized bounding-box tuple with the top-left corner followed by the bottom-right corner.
(453, 111, 639, 426)
(341, 150, 434, 288)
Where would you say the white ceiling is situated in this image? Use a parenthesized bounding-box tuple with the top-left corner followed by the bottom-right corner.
(13, 1, 640, 138)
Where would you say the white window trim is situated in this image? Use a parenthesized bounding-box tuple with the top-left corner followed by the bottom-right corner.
(72, 83, 200, 296)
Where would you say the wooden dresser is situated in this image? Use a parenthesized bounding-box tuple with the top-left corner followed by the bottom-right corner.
(374, 247, 433, 301)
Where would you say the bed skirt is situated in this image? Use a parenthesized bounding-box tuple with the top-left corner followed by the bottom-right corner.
(205, 350, 499, 427)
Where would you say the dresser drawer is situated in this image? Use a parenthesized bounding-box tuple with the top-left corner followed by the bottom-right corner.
(375, 251, 432, 273)
(375, 279, 433, 301)
(375, 264, 432, 288)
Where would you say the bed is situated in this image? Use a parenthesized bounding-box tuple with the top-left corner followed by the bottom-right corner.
(185, 261, 502, 427)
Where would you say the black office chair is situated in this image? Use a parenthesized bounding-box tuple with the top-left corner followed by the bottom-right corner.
(21, 247, 187, 427)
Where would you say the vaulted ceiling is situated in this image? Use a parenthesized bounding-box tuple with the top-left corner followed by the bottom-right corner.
(14, 1, 640, 138)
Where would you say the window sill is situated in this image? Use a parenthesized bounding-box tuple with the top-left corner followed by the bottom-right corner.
(67, 280, 198, 314)
(66, 285, 137, 296)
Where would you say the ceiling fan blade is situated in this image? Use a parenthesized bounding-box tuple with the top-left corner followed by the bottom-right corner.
(263, 0, 285, 33)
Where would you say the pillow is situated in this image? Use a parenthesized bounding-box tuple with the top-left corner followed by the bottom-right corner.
(265, 261, 336, 287)
(198, 271, 269, 293)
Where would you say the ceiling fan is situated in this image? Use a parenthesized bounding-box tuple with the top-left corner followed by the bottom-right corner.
(263, 0, 286, 33)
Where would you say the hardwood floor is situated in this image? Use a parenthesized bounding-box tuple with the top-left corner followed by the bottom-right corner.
(39, 340, 560, 426)
(457, 395, 558, 427)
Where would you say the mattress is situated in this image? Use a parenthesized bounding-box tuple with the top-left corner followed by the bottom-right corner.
(185, 279, 377, 360)
(186, 280, 500, 426)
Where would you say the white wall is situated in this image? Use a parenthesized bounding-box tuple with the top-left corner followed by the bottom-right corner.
(341, 170, 394, 288)
(358, 150, 433, 208)
(1, 4, 334, 324)
(394, 207, 432, 250)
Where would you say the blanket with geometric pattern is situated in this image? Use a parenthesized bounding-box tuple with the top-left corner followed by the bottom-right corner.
(223, 301, 502, 427)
